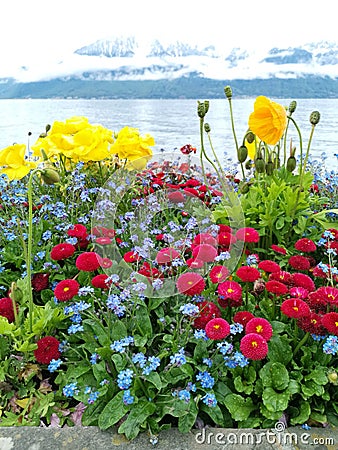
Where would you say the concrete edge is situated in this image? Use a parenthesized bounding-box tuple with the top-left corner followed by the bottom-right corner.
(0, 426, 337, 450)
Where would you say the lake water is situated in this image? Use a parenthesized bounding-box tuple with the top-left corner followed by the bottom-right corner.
(0, 98, 337, 168)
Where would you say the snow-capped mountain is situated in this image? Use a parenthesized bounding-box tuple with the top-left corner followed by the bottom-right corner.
(2, 36, 338, 84)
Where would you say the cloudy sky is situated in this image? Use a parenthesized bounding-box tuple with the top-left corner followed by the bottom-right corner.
(1, 0, 337, 69)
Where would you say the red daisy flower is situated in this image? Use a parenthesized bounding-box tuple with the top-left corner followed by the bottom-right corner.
(315, 286, 338, 306)
(312, 265, 328, 279)
(123, 251, 141, 263)
(193, 233, 218, 247)
(183, 187, 199, 197)
(193, 301, 221, 329)
(34, 336, 61, 364)
(91, 274, 110, 289)
(258, 260, 281, 273)
(0, 297, 17, 323)
(321, 312, 338, 336)
(280, 298, 310, 319)
(176, 272, 206, 296)
(291, 273, 315, 292)
(54, 279, 80, 301)
(186, 258, 204, 269)
(288, 255, 310, 271)
(99, 257, 113, 269)
(235, 227, 260, 243)
(236, 266, 261, 282)
(269, 271, 292, 285)
(297, 312, 327, 336)
(205, 318, 231, 340)
(75, 252, 101, 272)
(289, 286, 309, 299)
(217, 280, 243, 307)
(233, 311, 255, 327)
(270, 244, 287, 255)
(67, 223, 88, 240)
(265, 280, 288, 296)
(32, 273, 50, 292)
(192, 244, 218, 263)
(155, 247, 180, 264)
(209, 265, 230, 284)
(245, 317, 273, 341)
(294, 238, 317, 252)
(50, 243, 76, 261)
(217, 232, 237, 247)
(240, 333, 268, 360)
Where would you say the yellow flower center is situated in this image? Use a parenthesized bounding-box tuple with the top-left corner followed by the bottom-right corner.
(63, 287, 70, 292)
(251, 341, 258, 348)
(256, 325, 263, 333)
(227, 288, 234, 293)
(213, 324, 220, 330)
(293, 306, 299, 311)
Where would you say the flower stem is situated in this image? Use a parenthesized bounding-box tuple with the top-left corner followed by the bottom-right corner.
(293, 332, 309, 357)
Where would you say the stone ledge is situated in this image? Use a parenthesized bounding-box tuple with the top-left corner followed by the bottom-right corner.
(0, 426, 337, 450)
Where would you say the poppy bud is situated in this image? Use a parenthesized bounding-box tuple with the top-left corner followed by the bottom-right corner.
(241, 182, 250, 194)
(45, 124, 51, 133)
(238, 145, 248, 163)
(286, 156, 297, 172)
(254, 157, 265, 173)
(203, 101, 209, 115)
(288, 100, 297, 114)
(310, 111, 320, 126)
(224, 86, 233, 99)
(9, 282, 23, 303)
(40, 168, 60, 185)
(197, 101, 206, 118)
(246, 132, 255, 144)
(204, 123, 211, 133)
(265, 159, 274, 175)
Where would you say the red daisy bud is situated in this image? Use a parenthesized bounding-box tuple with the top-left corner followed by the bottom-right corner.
(176, 272, 206, 296)
(76, 252, 101, 271)
(91, 274, 111, 289)
(67, 223, 88, 240)
(288, 255, 311, 271)
(205, 318, 230, 340)
(50, 243, 76, 261)
(240, 333, 268, 360)
(34, 336, 61, 364)
(54, 279, 80, 301)
(245, 317, 273, 341)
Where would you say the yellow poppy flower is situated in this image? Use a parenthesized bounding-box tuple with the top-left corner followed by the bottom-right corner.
(0, 144, 39, 180)
(112, 126, 154, 170)
(248, 96, 287, 145)
(245, 139, 256, 160)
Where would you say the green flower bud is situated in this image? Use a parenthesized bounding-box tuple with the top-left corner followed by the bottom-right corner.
(40, 149, 49, 161)
(254, 158, 265, 173)
(204, 123, 211, 133)
(265, 159, 274, 175)
(288, 100, 297, 114)
(241, 182, 250, 194)
(9, 282, 23, 303)
(245, 132, 255, 144)
(224, 86, 233, 99)
(45, 124, 51, 133)
(40, 168, 60, 185)
(197, 101, 205, 118)
(310, 111, 320, 126)
(238, 145, 248, 163)
(286, 156, 297, 172)
(328, 371, 337, 384)
(204, 101, 209, 115)
(245, 159, 253, 170)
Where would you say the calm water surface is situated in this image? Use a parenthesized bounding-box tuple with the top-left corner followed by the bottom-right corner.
(0, 98, 337, 167)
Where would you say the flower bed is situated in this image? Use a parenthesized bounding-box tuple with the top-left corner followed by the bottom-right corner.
(0, 89, 337, 443)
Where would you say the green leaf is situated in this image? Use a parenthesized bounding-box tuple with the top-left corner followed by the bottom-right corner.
(234, 376, 254, 395)
(260, 404, 284, 420)
(224, 394, 255, 421)
(98, 391, 129, 430)
(268, 335, 293, 365)
(304, 369, 328, 385)
(0, 316, 15, 335)
(290, 401, 311, 425)
(134, 305, 152, 338)
(143, 372, 162, 390)
(83, 319, 110, 346)
(200, 402, 224, 426)
(177, 399, 198, 433)
(118, 400, 156, 440)
(214, 381, 232, 405)
(259, 362, 289, 390)
(262, 387, 290, 412)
